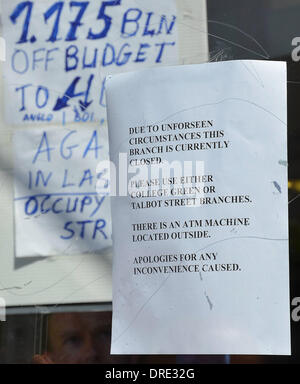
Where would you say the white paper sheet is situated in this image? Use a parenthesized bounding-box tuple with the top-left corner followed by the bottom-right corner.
(0, 0, 207, 308)
(106, 60, 290, 355)
(2, 0, 178, 125)
(14, 127, 112, 257)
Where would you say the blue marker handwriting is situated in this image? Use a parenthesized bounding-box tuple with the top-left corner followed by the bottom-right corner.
(7, 0, 177, 123)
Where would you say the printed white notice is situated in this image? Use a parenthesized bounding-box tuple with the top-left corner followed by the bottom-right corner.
(106, 60, 290, 355)
(14, 127, 111, 257)
(2, 0, 178, 125)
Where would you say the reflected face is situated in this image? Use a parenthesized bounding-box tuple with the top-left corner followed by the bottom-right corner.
(47, 312, 129, 364)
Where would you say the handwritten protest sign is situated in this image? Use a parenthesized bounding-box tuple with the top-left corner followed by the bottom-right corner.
(14, 127, 111, 257)
(2, 0, 178, 125)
